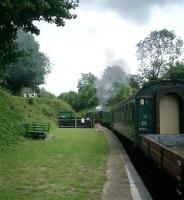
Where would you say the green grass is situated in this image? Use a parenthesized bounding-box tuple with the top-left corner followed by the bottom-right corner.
(0, 128, 107, 200)
(0, 89, 74, 149)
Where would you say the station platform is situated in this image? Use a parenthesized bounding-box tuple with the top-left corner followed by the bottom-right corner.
(97, 126, 153, 200)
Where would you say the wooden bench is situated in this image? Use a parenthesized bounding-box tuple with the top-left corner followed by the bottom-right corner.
(25, 122, 50, 139)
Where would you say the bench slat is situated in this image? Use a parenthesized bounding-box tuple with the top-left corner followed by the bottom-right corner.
(25, 122, 50, 139)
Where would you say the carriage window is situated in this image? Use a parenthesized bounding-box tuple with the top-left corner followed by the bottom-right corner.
(127, 106, 129, 120)
(126, 105, 128, 120)
(112, 110, 115, 122)
(140, 98, 144, 105)
(115, 108, 118, 122)
(120, 107, 122, 121)
(125, 105, 128, 120)
(129, 105, 132, 120)
(132, 105, 134, 121)
(122, 106, 124, 120)
(117, 108, 119, 122)
(117, 109, 118, 121)
(118, 108, 119, 121)
(113, 110, 115, 122)
(115, 110, 116, 122)
(119, 107, 121, 121)
(124, 106, 126, 120)
(128, 105, 130, 120)
(117, 108, 118, 122)
(121, 106, 123, 120)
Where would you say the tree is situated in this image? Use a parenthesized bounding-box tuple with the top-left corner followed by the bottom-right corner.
(129, 75, 140, 89)
(136, 29, 183, 81)
(108, 84, 132, 105)
(1, 31, 51, 94)
(38, 88, 56, 99)
(163, 61, 184, 81)
(59, 82, 98, 112)
(58, 91, 80, 111)
(77, 73, 97, 91)
(59, 72, 98, 112)
(78, 83, 98, 108)
(0, 0, 79, 68)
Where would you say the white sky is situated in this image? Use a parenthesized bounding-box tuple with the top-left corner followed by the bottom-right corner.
(35, 1, 184, 96)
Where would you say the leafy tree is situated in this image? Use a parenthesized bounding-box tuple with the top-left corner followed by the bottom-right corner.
(136, 29, 183, 81)
(38, 88, 56, 99)
(74, 72, 98, 110)
(59, 83, 98, 112)
(78, 83, 98, 108)
(108, 84, 132, 105)
(0, 0, 79, 68)
(1, 31, 50, 94)
(163, 61, 184, 81)
(58, 91, 80, 111)
(129, 75, 140, 90)
(77, 73, 97, 91)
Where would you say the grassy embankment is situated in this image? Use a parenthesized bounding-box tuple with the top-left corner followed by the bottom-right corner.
(0, 128, 107, 200)
(0, 90, 108, 199)
(0, 89, 74, 149)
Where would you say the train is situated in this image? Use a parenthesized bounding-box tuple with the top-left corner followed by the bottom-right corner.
(85, 80, 184, 195)
(86, 80, 184, 140)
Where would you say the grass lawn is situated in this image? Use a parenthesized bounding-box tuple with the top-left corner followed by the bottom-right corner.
(0, 128, 107, 200)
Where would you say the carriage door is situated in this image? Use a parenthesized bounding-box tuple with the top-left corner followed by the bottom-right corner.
(159, 94, 179, 134)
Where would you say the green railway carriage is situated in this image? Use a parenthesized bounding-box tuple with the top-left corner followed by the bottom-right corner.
(111, 80, 184, 145)
(84, 111, 103, 124)
(112, 97, 136, 142)
(101, 111, 112, 128)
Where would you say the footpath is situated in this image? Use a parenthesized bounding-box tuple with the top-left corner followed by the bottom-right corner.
(97, 126, 152, 200)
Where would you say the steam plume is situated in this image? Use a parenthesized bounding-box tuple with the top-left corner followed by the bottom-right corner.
(95, 63, 129, 107)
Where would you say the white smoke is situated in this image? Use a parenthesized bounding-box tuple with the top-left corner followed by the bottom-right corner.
(95, 63, 129, 106)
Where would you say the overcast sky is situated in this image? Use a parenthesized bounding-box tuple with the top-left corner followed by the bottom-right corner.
(35, 0, 184, 96)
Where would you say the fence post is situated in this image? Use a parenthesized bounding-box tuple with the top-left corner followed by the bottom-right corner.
(93, 118, 95, 128)
(75, 115, 77, 128)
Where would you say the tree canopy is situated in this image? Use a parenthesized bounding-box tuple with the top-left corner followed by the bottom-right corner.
(78, 83, 98, 109)
(1, 31, 50, 94)
(59, 72, 98, 111)
(77, 73, 97, 91)
(0, 0, 79, 67)
(163, 61, 184, 81)
(38, 88, 56, 99)
(107, 84, 132, 105)
(59, 91, 80, 111)
(136, 29, 183, 81)
(128, 75, 140, 90)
